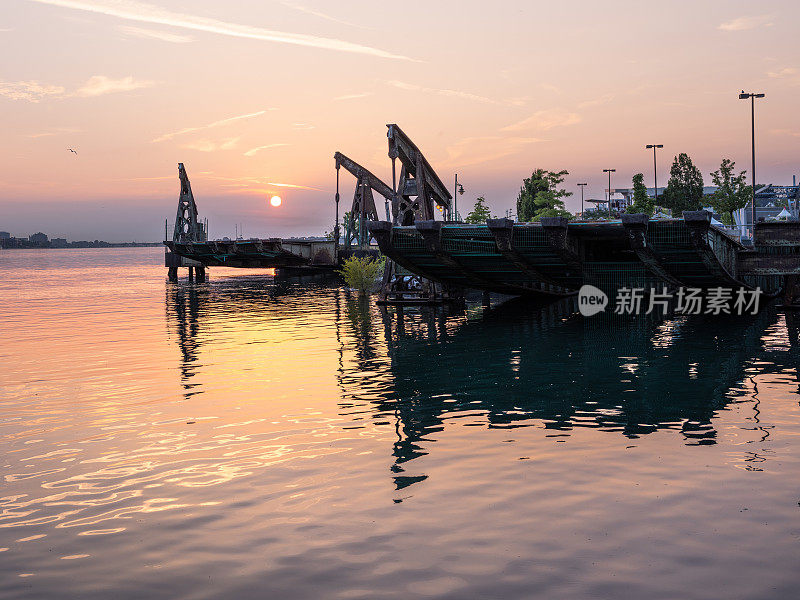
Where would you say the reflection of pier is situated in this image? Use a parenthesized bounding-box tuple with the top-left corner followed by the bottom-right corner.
(334, 299, 800, 492)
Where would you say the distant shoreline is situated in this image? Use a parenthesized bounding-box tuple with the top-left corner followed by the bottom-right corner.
(1, 242, 162, 249)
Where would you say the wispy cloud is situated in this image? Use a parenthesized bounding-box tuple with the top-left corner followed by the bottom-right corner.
(281, 1, 370, 29)
(578, 94, 615, 109)
(502, 109, 581, 132)
(0, 75, 152, 102)
(718, 15, 773, 31)
(244, 143, 289, 157)
(182, 137, 240, 152)
(0, 80, 65, 102)
(152, 110, 271, 143)
(28, 0, 413, 60)
(27, 126, 82, 138)
(767, 67, 800, 83)
(0, 28, 14, 32)
(174, 172, 327, 192)
(444, 136, 543, 167)
(333, 92, 373, 101)
(771, 128, 800, 137)
(229, 182, 327, 194)
(292, 123, 315, 130)
(383, 79, 523, 106)
(119, 25, 192, 43)
(265, 182, 324, 191)
(74, 75, 153, 97)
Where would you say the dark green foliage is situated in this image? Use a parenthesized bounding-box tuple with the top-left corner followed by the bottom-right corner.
(516, 169, 573, 222)
(464, 196, 493, 224)
(626, 173, 654, 215)
(338, 255, 385, 294)
(662, 153, 704, 216)
(709, 158, 750, 225)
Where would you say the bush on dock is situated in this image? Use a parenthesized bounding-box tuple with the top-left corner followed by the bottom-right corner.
(339, 256, 385, 294)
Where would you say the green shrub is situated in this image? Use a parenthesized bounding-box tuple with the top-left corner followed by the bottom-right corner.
(338, 256, 385, 294)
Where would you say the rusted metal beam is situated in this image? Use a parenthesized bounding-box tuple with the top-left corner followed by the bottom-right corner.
(173, 163, 204, 243)
(333, 152, 393, 200)
(621, 213, 684, 288)
(415, 221, 524, 293)
(386, 125, 451, 207)
(754, 221, 800, 247)
(683, 211, 743, 286)
(368, 221, 441, 284)
(738, 252, 800, 276)
(486, 218, 572, 293)
(540, 217, 584, 280)
(386, 124, 451, 225)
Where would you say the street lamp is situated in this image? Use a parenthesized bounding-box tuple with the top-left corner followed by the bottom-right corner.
(739, 91, 765, 231)
(603, 169, 616, 212)
(454, 175, 465, 221)
(645, 144, 663, 205)
(577, 182, 588, 217)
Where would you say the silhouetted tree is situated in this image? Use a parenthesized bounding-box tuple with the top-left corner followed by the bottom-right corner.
(662, 153, 704, 215)
(516, 169, 573, 221)
(464, 196, 493, 224)
(626, 173, 654, 215)
(709, 158, 750, 225)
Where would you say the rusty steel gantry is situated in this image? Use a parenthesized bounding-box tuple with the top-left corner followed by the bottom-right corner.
(335, 124, 460, 304)
(386, 124, 452, 225)
(166, 163, 207, 282)
(334, 151, 393, 250)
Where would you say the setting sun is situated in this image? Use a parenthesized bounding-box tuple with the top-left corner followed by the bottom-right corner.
(270, 195, 282, 207)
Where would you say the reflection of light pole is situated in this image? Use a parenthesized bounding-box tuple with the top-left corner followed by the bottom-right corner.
(603, 169, 616, 211)
(577, 182, 588, 217)
(739, 91, 765, 229)
(645, 144, 663, 205)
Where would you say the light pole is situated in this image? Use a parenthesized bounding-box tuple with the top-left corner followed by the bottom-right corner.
(739, 91, 765, 230)
(603, 169, 616, 212)
(577, 182, 588, 217)
(453, 175, 465, 221)
(645, 144, 663, 205)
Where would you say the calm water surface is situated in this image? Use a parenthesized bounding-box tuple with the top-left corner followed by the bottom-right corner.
(2, 247, 800, 599)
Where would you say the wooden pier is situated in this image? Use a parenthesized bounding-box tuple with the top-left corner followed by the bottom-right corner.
(368, 213, 799, 299)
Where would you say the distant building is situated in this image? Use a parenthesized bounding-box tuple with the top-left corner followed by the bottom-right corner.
(29, 232, 48, 244)
(0, 231, 10, 240)
(51, 238, 68, 248)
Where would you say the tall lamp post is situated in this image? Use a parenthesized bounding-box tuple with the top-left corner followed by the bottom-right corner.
(603, 169, 616, 212)
(453, 175, 465, 221)
(739, 91, 765, 230)
(645, 144, 663, 205)
(577, 182, 588, 217)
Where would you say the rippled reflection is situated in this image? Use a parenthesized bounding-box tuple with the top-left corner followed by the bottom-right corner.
(333, 296, 800, 491)
(4, 249, 800, 599)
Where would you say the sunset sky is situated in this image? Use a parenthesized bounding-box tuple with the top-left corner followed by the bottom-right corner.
(2, 0, 799, 240)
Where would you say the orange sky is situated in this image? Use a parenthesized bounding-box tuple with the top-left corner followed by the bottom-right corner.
(1, 0, 799, 240)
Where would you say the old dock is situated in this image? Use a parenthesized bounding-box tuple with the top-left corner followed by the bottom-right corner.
(166, 125, 800, 306)
(164, 163, 377, 282)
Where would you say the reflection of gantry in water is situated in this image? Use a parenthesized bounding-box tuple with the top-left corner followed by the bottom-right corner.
(334, 124, 463, 304)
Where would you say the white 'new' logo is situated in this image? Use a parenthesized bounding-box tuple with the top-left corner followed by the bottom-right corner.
(578, 285, 608, 316)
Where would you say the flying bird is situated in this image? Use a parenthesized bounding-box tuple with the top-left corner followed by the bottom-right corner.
(68, 148, 77, 155)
